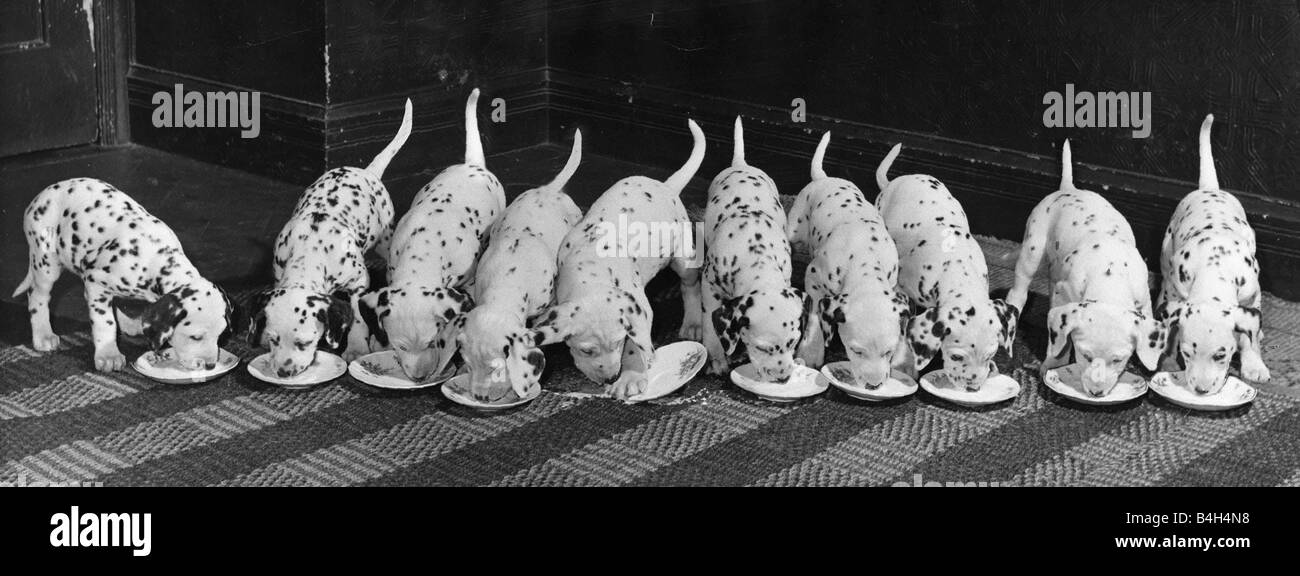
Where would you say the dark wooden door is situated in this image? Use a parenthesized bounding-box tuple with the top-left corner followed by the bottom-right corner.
(0, 0, 98, 157)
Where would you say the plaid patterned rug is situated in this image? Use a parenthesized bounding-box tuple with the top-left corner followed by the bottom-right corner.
(2, 237, 1299, 486)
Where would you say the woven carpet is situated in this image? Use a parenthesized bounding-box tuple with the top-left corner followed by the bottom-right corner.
(2, 237, 1299, 487)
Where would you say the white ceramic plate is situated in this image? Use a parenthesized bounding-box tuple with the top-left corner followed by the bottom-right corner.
(133, 348, 239, 384)
(348, 351, 458, 390)
(441, 374, 541, 411)
(246, 352, 347, 389)
(821, 361, 918, 401)
(731, 363, 829, 403)
(626, 341, 708, 403)
(1149, 371, 1257, 412)
(919, 371, 1020, 407)
(1043, 364, 1147, 406)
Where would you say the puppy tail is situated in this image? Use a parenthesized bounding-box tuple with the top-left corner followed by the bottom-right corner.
(544, 129, 583, 192)
(876, 143, 902, 191)
(1198, 114, 1219, 191)
(1060, 139, 1075, 190)
(732, 116, 747, 168)
(464, 88, 485, 167)
(364, 98, 414, 179)
(665, 119, 706, 195)
(11, 270, 31, 299)
(810, 131, 831, 180)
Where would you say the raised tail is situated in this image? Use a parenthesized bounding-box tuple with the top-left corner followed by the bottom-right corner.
(811, 132, 831, 180)
(543, 129, 583, 192)
(876, 143, 902, 190)
(11, 270, 31, 299)
(364, 98, 414, 179)
(664, 119, 707, 194)
(732, 116, 747, 167)
(1198, 114, 1219, 190)
(464, 88, 485, 166)
(1060, 139, 1075, 190)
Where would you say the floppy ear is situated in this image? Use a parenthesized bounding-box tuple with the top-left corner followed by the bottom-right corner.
(1155, 299, 1185, 352)
(712, 294, 752, 356)
(530, 302, 577, 346)
(819, 294, 847, 346)
(504, 330, 547, 398)
(246, 290, 273, 347)
(141, 293, 187, 352)
(891, 292, 912, 335)
(1046, 303, 1085, 360)
(905, 307, 944, 371)
(357, 289, 389, 348)
(991, 299, 1019, 358)
(1131, 311, 1166, 371)
(1233, 306, 1262, 346)
(316, 293, 355, 352)
(794, 289, 815, 348)
(618, 289, 655, 367)
(216, 285, 235, 347)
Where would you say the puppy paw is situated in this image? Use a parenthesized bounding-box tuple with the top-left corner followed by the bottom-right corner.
(608, 372, 648, 400)
(94, 348, 127, 372)
(32, 332, 60, 352)
(706, 357, 730, 376)
(1241, 356, 1271, 383)
(678, 318, 704, 342)
(341, 349, 366, 363)
(796, 347, 824, 370)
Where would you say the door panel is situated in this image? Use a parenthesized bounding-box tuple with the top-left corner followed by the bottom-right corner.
(0, 0, 98, 157)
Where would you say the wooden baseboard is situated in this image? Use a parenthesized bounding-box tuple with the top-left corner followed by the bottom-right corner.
(126, 66, 548, 186)
(548, 68, 1300, 301)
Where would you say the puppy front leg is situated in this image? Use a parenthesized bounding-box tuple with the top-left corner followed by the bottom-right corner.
(609, 337, 649, 400)
(343, 293, 370, 362)
(85, 285, 126, 371)
(1238, 293, 1269, 383)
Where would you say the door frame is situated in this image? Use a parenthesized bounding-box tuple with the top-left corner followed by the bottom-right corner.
(92, 0, 130, 145)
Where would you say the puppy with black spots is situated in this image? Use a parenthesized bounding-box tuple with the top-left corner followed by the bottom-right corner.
(1006, 141, 1164, 397)
(876, 144, 1018, 391)
(532, 119, 707, 400)
(14, 178, 234, 372)
(457, 130, 584, 401)
(358, 89, 502, 382)
(702, 117, 811, 381)
(1157, 115, 1269, 393)
(249, 99, 413, 377)
(787, 132, 908, 387)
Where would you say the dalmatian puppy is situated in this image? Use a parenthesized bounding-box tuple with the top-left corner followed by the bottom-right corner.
(13, 179, 234, 372)
(876, 144, 1018, 391)
(1157, 115, 1269, 393)
(786, 132, 908, 387)
(358, 89, 503, 382)
(458, 130, 584, 401)
(532, 119, 707, 400)
(248, 99, 412, 378)
(701, 117, 810, 381)
(1006, 140, 1164, 397)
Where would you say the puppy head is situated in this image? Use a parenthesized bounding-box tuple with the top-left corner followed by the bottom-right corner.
(249, 287, 353, 378)
(1048, 302, 1164, 397)
(907, 298, 1017, 391)
(714, 287, 810, 382)
(533, 288, 652, 385)
(458, 307, 547, 399)
(359, 283, 473, 382)
(142, 282, 233, 370)
(1161, 301, 1259, 395)
(824, 291, 909, 389)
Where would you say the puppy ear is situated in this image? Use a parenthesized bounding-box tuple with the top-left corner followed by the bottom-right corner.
(245, 289, 273, 347)
(215, 285, 235, 347)
(991, 299, 1019, 358)
(819, 294, 847, 346)
(1155, 300, 1185, 352)
(505, 331, 547, 398)
(618, 290, 655, 367)
(430, 313, 467, 378)
(1046, 303, 1084, 360)
(1131, 312, 1166, 371)
(891, 292, 912, 335)
(905, 307, 943, 371)
(357, 290, 389, 348)
(712, 294, 752, 356)
(530, 302, 576, 346)
(141, 294, 187, 352)
(316, 293, 355, 352)
(795, 289, 815, 348)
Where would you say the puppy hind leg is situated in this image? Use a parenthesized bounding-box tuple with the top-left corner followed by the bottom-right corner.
(1007, 205, 1052, 313)
(672, 256, 704, 341)
(24, 256, 62, 352)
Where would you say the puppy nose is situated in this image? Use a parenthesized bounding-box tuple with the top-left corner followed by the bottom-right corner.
(276, 367, 293, 378)
(204, 361, 217, 370)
